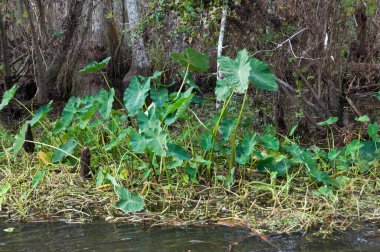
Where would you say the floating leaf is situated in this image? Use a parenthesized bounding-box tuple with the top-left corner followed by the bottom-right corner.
(114, 186, 144, 213)
(0, 85, 18, 111)
(355, 115, 370, 122)
(124, 76, 150, 116)
(171, 48, 210, 72)
(167, 143, 191, 161)
(317, 117, 338, 126)
(79, 57, 111, 73)
(52, 137, 77, 163)
(249, 58, 277, 91)
(218, 49, 251, 94)
(30, 101, 53, 126)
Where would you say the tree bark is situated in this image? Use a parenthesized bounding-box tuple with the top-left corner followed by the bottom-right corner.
(123, 0, 149, 88)
(0, 12, 12, 91)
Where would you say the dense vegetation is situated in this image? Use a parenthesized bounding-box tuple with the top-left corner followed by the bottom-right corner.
(0, 0, 379, 234)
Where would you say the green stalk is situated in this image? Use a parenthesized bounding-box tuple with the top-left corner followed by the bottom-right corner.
(175, 64, 190, 99)
(229, 91, 248, 173)
(206, 90, 235, 177)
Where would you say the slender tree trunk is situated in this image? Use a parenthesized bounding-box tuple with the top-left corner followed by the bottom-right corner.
(123, 0, 149, 88)
(25, 0, 85, 103)
(23, 0, 47, 101)
(216, 4, 228, 107)
(0, 13, 12, 91)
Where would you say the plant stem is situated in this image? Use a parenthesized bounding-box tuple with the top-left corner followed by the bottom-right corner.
(206, 90, 235, 177)
(176, 64, 190, 99)
(229, 91, 248, 173)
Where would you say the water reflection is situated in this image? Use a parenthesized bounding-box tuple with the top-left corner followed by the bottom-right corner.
(0, 222, 378, 251)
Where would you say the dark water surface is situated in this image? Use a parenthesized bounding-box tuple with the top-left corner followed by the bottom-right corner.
(0, 222, 379, 251)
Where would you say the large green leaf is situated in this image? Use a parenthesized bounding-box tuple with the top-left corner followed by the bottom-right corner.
(79, 57, 111, 73)
(249, 58, 277, 91)
(218, 49, 251, 94)
(235, 133, 258, 164)
(171, 48, 210, 72)
(12, 123, 28, 159)
(114, 186, 144, 213)
(98, 88, 114, 120)
(0, 85, 18, 111)
(215, 79, 233, 102)
(201, 133, 212, 151)
(256, 158, 290, 177)
(130, 131, 148, 153)
(53, 97, 78, 134)
(30, 101, 53, 127)
(138, 108, 160, 132)
(163, 89, 194, 125)
(167, 143, 191, 160)
(124, 76, 150, 116)
(260, 134, 279, 151)
(52, 137, 77, 163)
(220, 117, 237, 141)
(144, 128, 168, 156)
(150, 88, 168, 108)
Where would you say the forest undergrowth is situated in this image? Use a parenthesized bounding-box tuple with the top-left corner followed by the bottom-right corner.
(0, 49, 379, 235)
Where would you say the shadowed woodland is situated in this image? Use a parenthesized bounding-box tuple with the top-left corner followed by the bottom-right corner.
(0, 0, 378, 133)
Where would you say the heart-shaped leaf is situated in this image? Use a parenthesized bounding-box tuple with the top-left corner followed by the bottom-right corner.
(249, 58, 277, 91)
(150, 88, 168, 108)
(218, 49, 251, 94)
(79, 57, 111, 73)
(171, 48, 209, 72)
(260, 134, 279, 151)
(114, 186, 144, 213)
(167, 143, 191, 160)
(124, 76, 150, 116)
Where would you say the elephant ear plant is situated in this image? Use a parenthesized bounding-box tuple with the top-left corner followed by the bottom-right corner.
(210, 49, 278, 178)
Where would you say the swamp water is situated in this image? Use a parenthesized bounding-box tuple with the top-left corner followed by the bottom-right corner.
(0, 222, 379, 251)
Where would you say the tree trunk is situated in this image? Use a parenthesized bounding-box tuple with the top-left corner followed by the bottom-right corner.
(0, 13, 12, 91)
(122, 0, 149, 88)
(26, 0, 86, 103)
